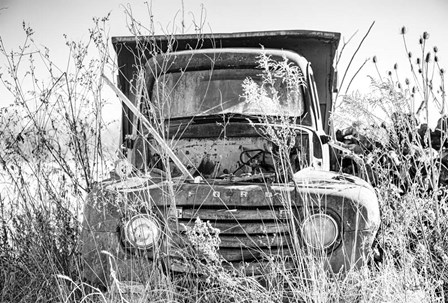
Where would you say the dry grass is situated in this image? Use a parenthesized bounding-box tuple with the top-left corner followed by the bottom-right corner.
(0, 9, 447, 303)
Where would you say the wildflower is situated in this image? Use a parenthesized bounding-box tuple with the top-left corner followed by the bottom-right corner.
(185, 218, 221, 264)
(415, 243, 428, 257)
(423, 31, 430, 40)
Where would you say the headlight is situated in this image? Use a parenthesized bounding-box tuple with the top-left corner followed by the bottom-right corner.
(123, 214, 160, 250)
(301, 213, 338, 249)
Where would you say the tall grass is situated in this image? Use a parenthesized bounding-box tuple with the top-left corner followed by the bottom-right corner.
(0, 16, 115, 302)
(333, 28, 448, 302)
(0, 7, 447, 302)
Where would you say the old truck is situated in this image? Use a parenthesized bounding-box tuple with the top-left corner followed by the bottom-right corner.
(81, 30, 380, 289)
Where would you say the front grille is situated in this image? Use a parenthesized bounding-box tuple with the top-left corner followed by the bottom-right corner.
(150, 182, 299, 264)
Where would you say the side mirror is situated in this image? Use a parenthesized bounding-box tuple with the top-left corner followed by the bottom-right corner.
(332, 70, 338, 93)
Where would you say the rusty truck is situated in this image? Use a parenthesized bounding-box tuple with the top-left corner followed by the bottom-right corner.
(81, 30, 380, 289)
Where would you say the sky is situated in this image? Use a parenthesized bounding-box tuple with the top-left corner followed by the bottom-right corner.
(0, 0, 447, 121)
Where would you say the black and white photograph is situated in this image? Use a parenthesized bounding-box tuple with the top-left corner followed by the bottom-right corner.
(1, 1, 447, 302)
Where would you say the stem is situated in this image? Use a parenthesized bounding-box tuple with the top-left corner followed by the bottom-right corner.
(336, 21, 375, 98)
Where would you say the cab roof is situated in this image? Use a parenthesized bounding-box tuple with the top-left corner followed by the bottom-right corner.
(112, 30, 340, 133)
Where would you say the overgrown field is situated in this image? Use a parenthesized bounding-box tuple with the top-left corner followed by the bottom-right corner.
(0, 11, 447, 303)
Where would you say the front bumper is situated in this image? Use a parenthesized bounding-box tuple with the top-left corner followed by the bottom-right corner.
(81, 227, 377, 289)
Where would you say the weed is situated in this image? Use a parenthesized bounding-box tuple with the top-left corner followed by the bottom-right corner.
(0, 15, 114, 303)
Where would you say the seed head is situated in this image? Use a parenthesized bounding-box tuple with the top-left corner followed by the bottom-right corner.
(388, 71, 392, 76)
(435, 56, 438, 63)
(372, 56, 377, 63)
(394, 63, 398, 70)
(419, 38, 423, 45)
(423, 32, 430, 40)
(425, 52, 431, 63)
(401, 26, 407, 35)
(418, 68, 422, 74)
(434, 46, 438, 53)
(408, 52, 412, 58)
(417, 58, 421, 65)
(405, 78, 410, 85)
(412, 87, 416, 94)
(398, 83, 402, 89)
(441, 68, 445, 75)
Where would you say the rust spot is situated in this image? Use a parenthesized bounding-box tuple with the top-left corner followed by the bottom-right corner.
(197, 156, 216, 175)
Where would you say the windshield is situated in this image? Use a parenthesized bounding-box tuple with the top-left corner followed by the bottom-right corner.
(150, 68, 305, 118)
